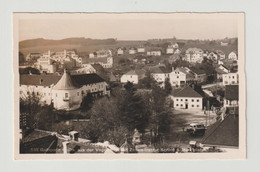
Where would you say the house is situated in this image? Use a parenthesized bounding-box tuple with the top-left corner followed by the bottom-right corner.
(137, 46, 145, 53)
(147, 50, 162, 56)
(207, 52, 219, 62)
(120, 69, 146, 84)
(189, 68, 207, 84)
(228, 51, 238, 61)
(117, 47, 125, 55)
(166, 44, 176, 54)
(224, 85, 239, 107)
(201, 112, 238, 151)
(169, 67, 194, 87)
(36, 56, 57, 73)
(216, 50, 225, 60)
(129, 48, 137, 55)
(220, 42, 228, 46)
(168, 54, 181, 64)
(185, 48, 204, 63)
(171, 86, 203, 109)
(26, 53, 41, 61)
(83, 57, 113, 68)
(20, 70, 109, 111)
(89, 49, 112, 58)
(222, 72, 239, 85)
(70, 64, 96, 74)
(150, 66, 171, 88)
(174, 48, 181, 54)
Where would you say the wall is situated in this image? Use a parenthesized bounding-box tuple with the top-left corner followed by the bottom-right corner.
(120, 75, 138, 84)
(171, 96, 203, 109)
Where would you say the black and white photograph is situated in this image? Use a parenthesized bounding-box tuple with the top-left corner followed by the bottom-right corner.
(13, 13, 246, 159)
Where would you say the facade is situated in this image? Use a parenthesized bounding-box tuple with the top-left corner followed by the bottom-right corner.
(150, 66, 171, 88)
(137, 47, 145, 53)
(228, 51, 238, 61)
(222, 73, 239, 85)
(185, 48, 204, 63)
(147, 50, 161, 56)
(169, 67, 194, 87)
(216, 50, 226, 60)
(120, 69, 146, 85)
(117, 48, 125, 55)
(36, 56, 56, 73)
(171, 86, 203, 109)
(207, 52, 219, 62)
(129, 48, 137, 55)
(20, 71, 108, 111)
(223, 85, 239, 107)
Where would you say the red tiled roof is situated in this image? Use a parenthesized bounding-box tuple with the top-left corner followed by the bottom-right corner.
(173, 86, 202, 98)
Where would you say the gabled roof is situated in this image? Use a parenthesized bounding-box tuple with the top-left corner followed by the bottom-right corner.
(215, 68, 228, 74)
(225, 85, 239, 100)
(53, 70, 78, 90)
(173, 86, 202, 98)
(72, 73, 105, 86)
(20, 74, 61, 86)
(201, 114, 239, 148)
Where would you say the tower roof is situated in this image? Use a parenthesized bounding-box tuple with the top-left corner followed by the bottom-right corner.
(53, 70, 78, 90)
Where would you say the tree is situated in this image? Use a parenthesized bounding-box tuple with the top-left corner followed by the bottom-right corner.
(19, 52, 25, 65)
(164, 78, 172, 95)
(80, 93, 95, 112)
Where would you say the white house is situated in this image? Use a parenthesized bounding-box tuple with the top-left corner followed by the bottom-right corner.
(117, 48, 125, 55)
(120, 69, 146, 84)
(36, 56, 56, 73)
(228, 51, 238, 61)
(71, 64, 96, 74)
(129, 48, 137, 55)
(216, 50, 225, 60)
(20, 70, 109, 111)
(150, 66, 171, 88)
(137, 47, 145, 53)
(222, 73, 239, 85)
(89, 49, 112, 58)
(185, 48, 204, 63)
(171, 86, 203, 109)
(174, 49, 181, 54)
(169, 67, 194, 87)
(147, 50, 161, 56)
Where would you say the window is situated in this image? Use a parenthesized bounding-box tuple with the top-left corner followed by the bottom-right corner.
(197, 99, 199, 102)
(192, 99, 194, 102)
(77, 92, 79, 96)
(56, 93, 57, 97)
(181, 104, 183, 107)
(176, 99, 178, 101)
(177, 76, 179, 79)
(192, 105, 194, 107)
(65, 93, 68, 98)
(181, 99, 183, 101)
(185, 99, 188, 101)
(176, 104, 178, 106)
(197, 105, 199, 107)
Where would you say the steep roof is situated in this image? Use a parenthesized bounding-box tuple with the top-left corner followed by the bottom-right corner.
(201, 114, 239, 148)
(20, 74, 61, 86)
(72, 73, 105, 86)
(20, 73, 105, 88)
(173, 86, 202, 98)
(53, 70, 78, 90)
(225, 85, 239, 100)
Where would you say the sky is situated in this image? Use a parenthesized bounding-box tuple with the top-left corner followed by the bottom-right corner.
(18, 13, 239, 41)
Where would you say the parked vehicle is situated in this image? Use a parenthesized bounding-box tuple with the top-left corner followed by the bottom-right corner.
(186, 123, 206, 136)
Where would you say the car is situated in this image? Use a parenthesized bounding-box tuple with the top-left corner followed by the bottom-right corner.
(186, 123, 206, 136)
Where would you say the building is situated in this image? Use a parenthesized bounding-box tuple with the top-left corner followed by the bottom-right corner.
(150, 66, 171, 88)
(169, 67, 194, 87)
(166, 43, 179, 54)
(147, 50, 162, 56)
(171, 86, 203, 109)
(71, 64, 96, 74)
(228, 51, 238, 61)
(137, 46, 145, 53)
(222, 73, 239, 85)
(220, 42, 228, 46)
(117, 47, 125, 55)
(207, 52, 219, 62)
(83, 57, 113, 68)
(20, 70, 109, 111)
(89, 49, 112, 58)
(189, 68, 207, 84)
(224, 85, 239, 107)
(216, 50, 226, 60)
(120, 69, 146, 85)
(36, 56, 57, 73)
(26, 53, 41, 61)
(174, 48, 181, 54)
(185, 48, 204, 63)
(129, 48, 137, 55)
(201, 112, 238, 151)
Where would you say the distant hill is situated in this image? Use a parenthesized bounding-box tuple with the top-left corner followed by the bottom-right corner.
(19, 37, 117, 49)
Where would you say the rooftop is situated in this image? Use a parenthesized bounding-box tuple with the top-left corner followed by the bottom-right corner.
(173, 86, 202, 98)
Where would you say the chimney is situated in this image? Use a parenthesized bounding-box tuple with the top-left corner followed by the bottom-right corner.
(62, 141, 69, 154)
